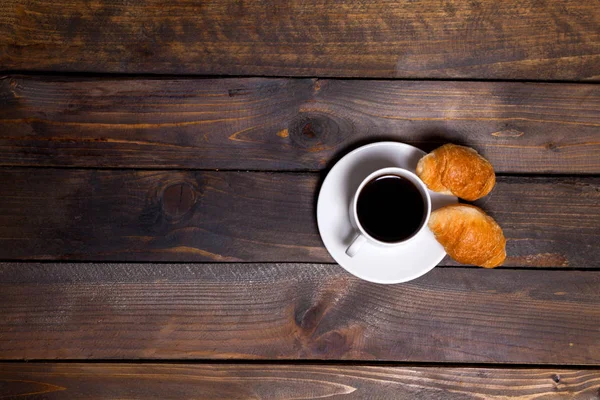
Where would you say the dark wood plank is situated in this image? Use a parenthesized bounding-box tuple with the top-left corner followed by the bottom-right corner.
(0, 264, 599, 363)
(0, 169, 597, 267)
(1, 363, 599, 399)
(1, 76, 599, 173)
(1, 0, 599, 79)
(0, 169, 327, 262)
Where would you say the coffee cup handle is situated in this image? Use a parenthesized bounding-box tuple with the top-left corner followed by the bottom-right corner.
(346, 234, 367, 257)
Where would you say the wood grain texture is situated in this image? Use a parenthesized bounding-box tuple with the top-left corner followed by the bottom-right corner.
(1, 263, 599, 363)
(1, 76, 599, 173)
(0, 168, 597, 267)
(1, 364, 600, 399)
(1, 0, 599, 79)
(0, 169, 327, 262)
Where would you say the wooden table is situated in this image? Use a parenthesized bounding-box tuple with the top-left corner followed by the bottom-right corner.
(1, 0, 599, 398)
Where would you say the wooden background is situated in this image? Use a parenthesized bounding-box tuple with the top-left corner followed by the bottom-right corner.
(1, 0, 599, 398)
(2, 0, 599, 79)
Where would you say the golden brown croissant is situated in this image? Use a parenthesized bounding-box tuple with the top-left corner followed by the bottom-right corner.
(429, 204, 506, 268)
(416, 144, 495, 201)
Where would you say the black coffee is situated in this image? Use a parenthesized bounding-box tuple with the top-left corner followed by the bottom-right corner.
(356, 175, 425, 243)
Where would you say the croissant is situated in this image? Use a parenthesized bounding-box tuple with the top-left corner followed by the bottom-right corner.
(429, 204, 506, 268)
(416, 144, 495, 201)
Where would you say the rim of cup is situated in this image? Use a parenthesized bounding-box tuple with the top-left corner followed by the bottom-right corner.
(351, 167, 432, 247)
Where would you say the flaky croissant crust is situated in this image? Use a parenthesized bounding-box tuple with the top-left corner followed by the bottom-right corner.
(417, 144, 495, 201)
(428, 204, 506, 268)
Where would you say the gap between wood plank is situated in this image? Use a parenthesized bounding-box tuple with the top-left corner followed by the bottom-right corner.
(1, 359, 599, 370)
(4, 71, 600, 84)
(0, 261, 597, 272)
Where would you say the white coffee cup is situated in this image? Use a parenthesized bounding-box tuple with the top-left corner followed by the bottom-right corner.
(346, 167, 432, 257)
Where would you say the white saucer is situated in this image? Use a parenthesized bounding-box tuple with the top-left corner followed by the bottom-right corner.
(317, 142, 457, 284)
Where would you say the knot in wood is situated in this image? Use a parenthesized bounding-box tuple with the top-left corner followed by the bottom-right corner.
(288, 112, 352, 152)
(162, 182, 196, 220)
(545, 142, 560, 152)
